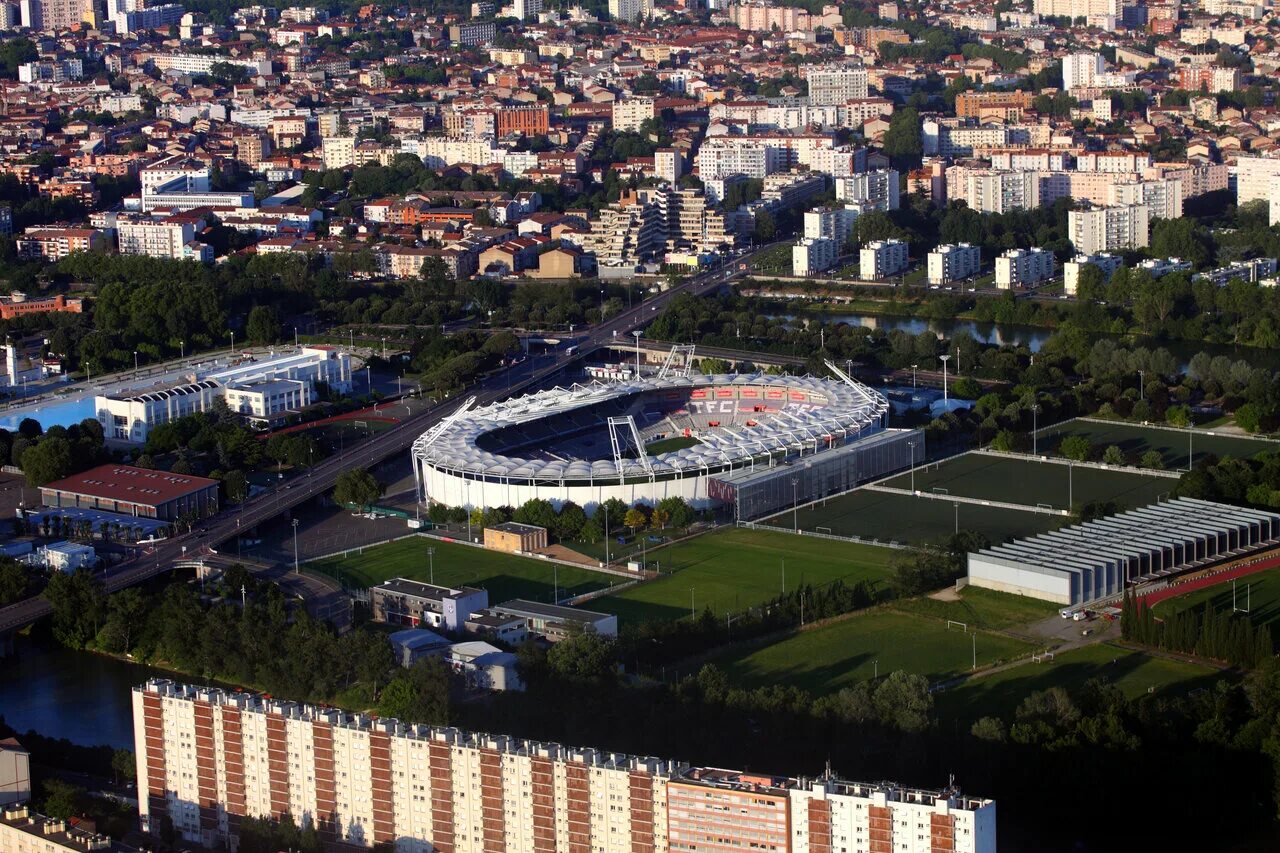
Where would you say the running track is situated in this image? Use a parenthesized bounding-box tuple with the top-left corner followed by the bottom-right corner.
(1137, 549, 1280, 608)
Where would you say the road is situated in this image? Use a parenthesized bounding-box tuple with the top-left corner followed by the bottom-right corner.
(0, 242, 784, 637)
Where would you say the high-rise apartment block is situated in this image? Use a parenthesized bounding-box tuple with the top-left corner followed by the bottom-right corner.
(928, 243, 981, 285)
(608, 0, 649, 21)
(1062, 52, 1104, 90)
(860, 239, 909, 280)
(134, 680, 998, 853)
(834, 169, 900, 210)
(995, 248, 1055, 289)
(1068, 204, 1150, 255)
(793, 236, 838, 276)
(807, 65, 870, 105)
(613, 96, 655, 132)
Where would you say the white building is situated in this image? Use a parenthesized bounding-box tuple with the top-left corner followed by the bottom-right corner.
(612, 96, 655, 132)
(37, 541, 96, 572)
(513, 0, 541, 18)
(151, 52, 272, 77)
(116, 214, 212, 262)
(97, 346, 353, 443)
(17, 58, 82, 83)
(1068, 204, 1150, 255)
(804, 205, 862, 245)
(793, 237, 838, 276)
(608, 0, 648, 20)
(928, 243, 981, 285)
(860, 239, 909, 280)
(322, 136, 356, 170)
(1062, 52, 1104, 90)
(1063, 253, 1123, 296)
(806, 64, 869, 105)
(995, 248, 1056, 289)
(654, 149, 682, 183)
(833, 169, 899, 210)
(949, 168, 1039, 214)
(1109, 178, 1181, 220)
(1235, 154, 1280, 207)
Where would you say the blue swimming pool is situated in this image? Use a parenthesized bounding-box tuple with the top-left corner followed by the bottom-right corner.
(0, 395, 97, 432)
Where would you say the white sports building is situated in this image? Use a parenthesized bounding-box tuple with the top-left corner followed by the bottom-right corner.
(412, 370, 891, 513)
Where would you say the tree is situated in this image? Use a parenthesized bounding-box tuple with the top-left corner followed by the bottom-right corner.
(112, 748, 136, 786)
(1140, 450, 1165, 470)
(246, 304, 280, 344)
(656, 496, 695, 530)
(872, 671, 933, 733)
(624, 506, 648, 532)
(0, 556, 31, 606)
(1059, 435, 1092, 461)
(332, 468, 383, 508)
(512, 498, 557, 532)
(40, 779, 86, 820)
(1151, 218, 1210, 268)
(1235, 403, 1264, 433)
(882, 107, 923, 171)
(1102, 445, 1124, 465)
(43, 569, 105, 649)
(21, 436, 71, 486)
(547, 630, 617, 683)
(378, 657, 453, 724)
(753, 210, 776, 242)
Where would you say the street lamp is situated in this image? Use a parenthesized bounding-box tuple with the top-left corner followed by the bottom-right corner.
(428, 546, 435, 585)
(291, 518, 299, 574)
(908, 440, 918, 493)
(938, 354, 951, 402)
(179, 340, 185, 359)
(632, 330, 642, 378)
(382, 337, 387, 360)
(1032, 404, 1039, 455)
(791, 476, 799, 532)
(230, 331, 235, 354)
(911, 363, 917, 388)
(1137, 370, 1145, 402)
(133, 351, 139, 376)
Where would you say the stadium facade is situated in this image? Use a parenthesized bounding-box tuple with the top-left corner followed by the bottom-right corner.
(412, 372, 902, 514)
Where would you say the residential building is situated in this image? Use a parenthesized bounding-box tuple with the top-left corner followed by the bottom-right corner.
(444, 641, 523, 692)
(807, 64, 869, 105)
(150, 52, 273, 76)
(15, 227, 105, 261)
(1177, 65, 1241, 93)
(1194, 257, 1279, 287)
(995, 248, 1055, 289)
(654, 148, 682, 183)
(495, 104, 549, 137)
(1109, 178, 1182, 220)
(955, 91, 1034, 120)
(1033, 0, 1118, 28)
(1062, 52, 1104, 90)
(1235, 155, 1280, 207)
(116, 213, 212, 262)
(804, 205, 862, 246)
(793, 236, 838, 276)
(41, 465, 219, 522)
(387, 628, 451, 667)
(582, 197, 664, 267)
(322, 136, 357, 169)
(608, 0, 648, 21)
(948, 168, 1039, 214)
(833, 169, 899, 210)
(449, 20, 496, 44)
(16, 57, 82, 83)
(1063, 253, 1123, 295)
(612, 96, 655, 132)
(1068, 204, 1151, 255)
(0, 803, 141, 852)
(513, 0, 540, 19)
(369, 577, 490, 631)
(20, 0, 89, 30)
(928, 243, 981, 285)
(132, 679, 998, 852)
(860, 239, 909, 280)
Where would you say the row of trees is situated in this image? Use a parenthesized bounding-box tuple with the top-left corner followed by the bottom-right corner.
(1121, 590, 1273, 669)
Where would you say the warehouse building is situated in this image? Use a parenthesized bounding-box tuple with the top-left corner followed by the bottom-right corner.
(967, 498, 1280, 605)
(40, 464, 219, 521)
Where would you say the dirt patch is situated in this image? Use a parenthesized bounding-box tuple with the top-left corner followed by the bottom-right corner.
(538, 544, 601, 567)
(929, 586, 963, 602)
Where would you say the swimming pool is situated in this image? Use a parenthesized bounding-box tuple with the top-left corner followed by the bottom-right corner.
(0, 395, 97, 432)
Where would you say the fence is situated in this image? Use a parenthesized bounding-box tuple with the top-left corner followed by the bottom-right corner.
(736, 519, 914, 550)
(973, 447, 1183, 480)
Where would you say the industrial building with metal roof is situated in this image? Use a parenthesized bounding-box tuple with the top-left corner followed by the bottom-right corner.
(966, 497, 1280, 605)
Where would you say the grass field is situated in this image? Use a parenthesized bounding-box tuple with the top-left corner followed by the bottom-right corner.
(645, 436, 701, 454)
(770, 488, 1065, 546)
(881, 453, 1176, 512)
(1036, 419, 1277, 469)
(706, 610, 1034, 695)
(935, 643, 1225, 722)
(590, 527, 897, 623)
(1154, 565, 1280, 631)
(890, 587, 1060, 632)
(305, 537, 617, 604)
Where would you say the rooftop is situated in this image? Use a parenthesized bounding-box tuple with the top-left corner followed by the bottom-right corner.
(42, 465, 218, 505)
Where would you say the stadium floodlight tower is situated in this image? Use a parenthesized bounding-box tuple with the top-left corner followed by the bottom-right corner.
(658, 344, 697, 379)
(607, 415, 652, 484)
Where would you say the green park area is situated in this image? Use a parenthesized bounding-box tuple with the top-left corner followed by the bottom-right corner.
(935, 643, 1225, 723)
(881, 452, 1176, 512)
(705, 609, 1034, 695)
(771, 487, 1065, 546)
(1035, 419, 1277, 470)
(591, 527, 897, 624)
(890, 586, 1060, 632)
(305, 536, 617, 604)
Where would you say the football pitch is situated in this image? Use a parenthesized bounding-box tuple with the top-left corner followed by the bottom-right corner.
(1154, 565, 1280, 632)
(1035, 419, 1277, 469)
(305, 536, 617, 604)
(772, 488, 1065, 546)
(590, 527, 897, 624)
(880, 453, 1175, 512)
(705, 609, 1035, 695)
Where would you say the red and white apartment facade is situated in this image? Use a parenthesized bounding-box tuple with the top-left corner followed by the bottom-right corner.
(133, 679, 996, 853)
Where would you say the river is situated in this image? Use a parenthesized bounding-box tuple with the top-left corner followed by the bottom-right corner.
(0, 636, 178, 749)
(778, 311, 1280, 371)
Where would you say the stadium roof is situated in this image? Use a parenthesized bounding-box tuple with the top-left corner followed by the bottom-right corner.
(412, 373, 888, 483)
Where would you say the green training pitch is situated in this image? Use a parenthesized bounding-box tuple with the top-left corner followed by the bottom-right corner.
(1036, 419, 1277, 469)
(934, 643, 1225, 723)
(891, 587, 1060, 632)
(305, 537, 617, 604)
(1154, 565, 1280, 632)
(881, 453, 1176, 512)
(706, 610, 1034, 696)
(590, 527, 896, 624)
(768, 488, 1065, 546)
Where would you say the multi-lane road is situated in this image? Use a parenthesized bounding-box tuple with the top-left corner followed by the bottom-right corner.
(0, 243, 781, 637)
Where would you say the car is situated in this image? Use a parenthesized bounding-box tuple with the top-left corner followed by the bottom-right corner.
(1072, 610, 1087, 621)
(1059, 608, 1073, 619)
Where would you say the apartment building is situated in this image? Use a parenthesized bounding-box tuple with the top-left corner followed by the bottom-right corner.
(15, 227, 105, 261)
(608, 0, 650, 21)
(1236, 154, 1280, 207)
(116, 214, 212, 262)
(1068, 204, 1150, 255)
(860, 239, 909, 280)
(947, 168, 1039, 214)
(1177, 65, 1240, 93)
(922, 120, 1041, 157)
(833, 169, 900, 210)
(995, 248, 1055, 289)
(807, 64, 869, 105)
(613, 96, 655, 132)
(16, 57, 82, 83)
(322, 136, 356, 170)
(804, 205, 862, 246)
(1063, 253, 1123, 295)
(583, 198, 664, 267)
(1109, 177, 1181, 220)
(654, 149, 682, 183)
(928, 243, 981, 285)
(0, 803, 142, 852)
(150, 52, 272, 76)
(1062, 52, 1104, 90)
(449, 20, 496, 45)
(134, 680, 997, 853)
(496, 104, 549, 137)
(1033, 0, 1118, 28)
(954, 91, 1033, 120)
(793, 236, 838, 276)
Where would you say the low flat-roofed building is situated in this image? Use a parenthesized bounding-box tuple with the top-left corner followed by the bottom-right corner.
(40, 465, 219, 522)
(483, 521, 547, 553)
(387, 627, 451, 667)
(0, 738, 30, 806)
(37, 540, 96, 572)
(445, 640, 524, 692)
(369, 577, 489, 631)
(464, 609, 530, 645)
(0, 802, 143, 851)
(490, 599, 618, 641)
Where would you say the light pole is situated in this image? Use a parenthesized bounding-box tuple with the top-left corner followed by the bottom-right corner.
(632, 330, 642, 378)
(428, 547, 435, 584)
(873, 659, 878, 679)
(911, 364, 917, 388)
(1032, 404, 1039, 455)
(382, 337, 387, 360)
(230, 331, 235, 354)
(791, 476, 799, 532)
(954, 501, 959, 534)
(971, 631, 976, 671)
(295, 327, 299, 348)
(908, 440, 918, 493)
(180, 340, 185, 359)
(690, 587, 695, 619)
(604, 507, 611, 565)
(1068, 461, 1074, 509)
(939, 354, 951, 402)
(291, 518, 299, 574)
(133, 351, 139, 376)
(1137, 370, 1145, 402)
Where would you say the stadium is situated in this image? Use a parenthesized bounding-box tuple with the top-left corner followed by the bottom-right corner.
(411, 367, 917, 515)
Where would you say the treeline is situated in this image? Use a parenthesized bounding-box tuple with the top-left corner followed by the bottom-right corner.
(1176, 450, 1280, 510)
(1121, 590, 1273, 668)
